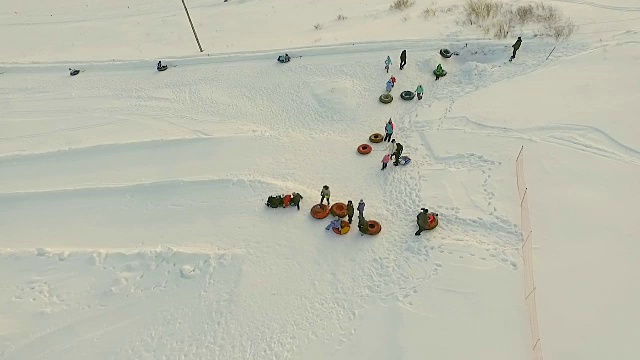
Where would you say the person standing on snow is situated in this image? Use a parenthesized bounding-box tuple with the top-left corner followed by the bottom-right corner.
(381, 153, 391, 170)
(357, 199, 365, 218)
(358, 214, 368, 236)
(291, 192, 304, 210)
(393, 142, 404, 166)
(400, 50, 407, 70)
(415, 85, 424, 100)
(510, 37, 522, 62)
(347, 200, 355, 224)
(384, 118, 394, 142)
(388, 139, 397, 159)
(385, 56, 392, 73)
(386, 78, 394, 93)
(320, 185, 331, 205)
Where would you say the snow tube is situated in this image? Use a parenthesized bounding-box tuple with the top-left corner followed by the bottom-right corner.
(426, 214, 439, 230)
(358, 144, 372, 155)
(433, 69, 447, 77)
(440, 49, 452, 58)
(367, 220, 382, 235)
(379, 94, 393, 104)
(400, 91, 415, 100)
(369, 133, 383, 143)
(330, 202, 348, 218)
(332, 220, 351, 235)
(310, 204, 330, 219)
(70, 69, 80, 76)
(157, 65, 168, 72)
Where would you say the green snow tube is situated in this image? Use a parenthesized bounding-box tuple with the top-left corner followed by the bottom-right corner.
(379, 93, 393, 104)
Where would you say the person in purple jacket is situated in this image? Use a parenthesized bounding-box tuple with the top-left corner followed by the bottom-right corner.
(357, 199, 365, 217)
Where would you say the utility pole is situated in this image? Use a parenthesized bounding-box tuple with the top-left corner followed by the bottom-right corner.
(181, 0, 203, 52)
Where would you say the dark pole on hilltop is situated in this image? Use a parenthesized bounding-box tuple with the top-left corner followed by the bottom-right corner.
(182, 0, 203, 52)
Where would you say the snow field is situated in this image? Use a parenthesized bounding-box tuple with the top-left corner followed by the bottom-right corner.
(1, 0, 640, 358)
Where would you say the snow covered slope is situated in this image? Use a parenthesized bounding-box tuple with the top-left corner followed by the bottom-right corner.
(1, 0, 639, 359)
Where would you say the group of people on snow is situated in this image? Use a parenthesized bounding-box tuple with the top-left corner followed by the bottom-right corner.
(266, 192, 304, 209)
(381, 119, 407, 169)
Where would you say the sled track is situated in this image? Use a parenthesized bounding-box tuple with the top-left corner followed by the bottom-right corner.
(552, 0, 640, 12)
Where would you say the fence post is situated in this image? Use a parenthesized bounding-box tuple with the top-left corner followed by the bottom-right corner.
(546, 46, 556, 61)
(182, 0, 204, 52)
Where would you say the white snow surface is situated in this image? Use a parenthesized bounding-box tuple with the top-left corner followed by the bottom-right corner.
(1, 1, 639, 359)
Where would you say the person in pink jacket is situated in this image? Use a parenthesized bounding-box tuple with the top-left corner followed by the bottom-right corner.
(381, 153, 391, 170)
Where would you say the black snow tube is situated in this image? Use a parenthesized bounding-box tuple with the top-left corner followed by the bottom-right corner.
(157, 66, 168, 72)
(440, 49, 452, 58)
(400, 91, 415, 100)
(379, 94, 393, 104)
(70, 69, 80, 76)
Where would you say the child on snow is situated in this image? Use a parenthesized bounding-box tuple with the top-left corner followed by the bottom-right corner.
(415, 85, 424, 100)
(325, 218, 342, 231)
(385, 56, 392, 73)
(381, 153, 391, 170)
(347, 200, 355, 224)
(386, 79, 394, 93)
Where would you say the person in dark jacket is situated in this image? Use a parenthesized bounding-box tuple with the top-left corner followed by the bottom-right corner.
(510, 37, 522, 62)
(347, 200, 355, 223)
(358, 215, 368, 236)
(415, 208, 429, 235)
(399, 50, 407, 70)
(291, 192, 304, 210)
(393, 142, 404, 166)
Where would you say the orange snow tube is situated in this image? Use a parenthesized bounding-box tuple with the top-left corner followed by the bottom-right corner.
(358, 144, 372, 155)
(310, 204, 330, 219)
(332, 220, 351, 235)
(367, 220, 382, 235)
(330, 202, 348, 218)
(426, 214, 439, 230)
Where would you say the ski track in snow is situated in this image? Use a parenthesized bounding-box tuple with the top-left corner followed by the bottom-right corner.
(2, 33, 635, 359)
(551, 0, 640, 12)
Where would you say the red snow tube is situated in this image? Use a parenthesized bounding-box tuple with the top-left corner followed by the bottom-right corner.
(330, 202, 348, 218)
(358, 144, 372, 154)
(332, 220, 351, 235)
(310, 204, 330, 219)
(426, 214, 439, 230)
(367, 220, 382, 235)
